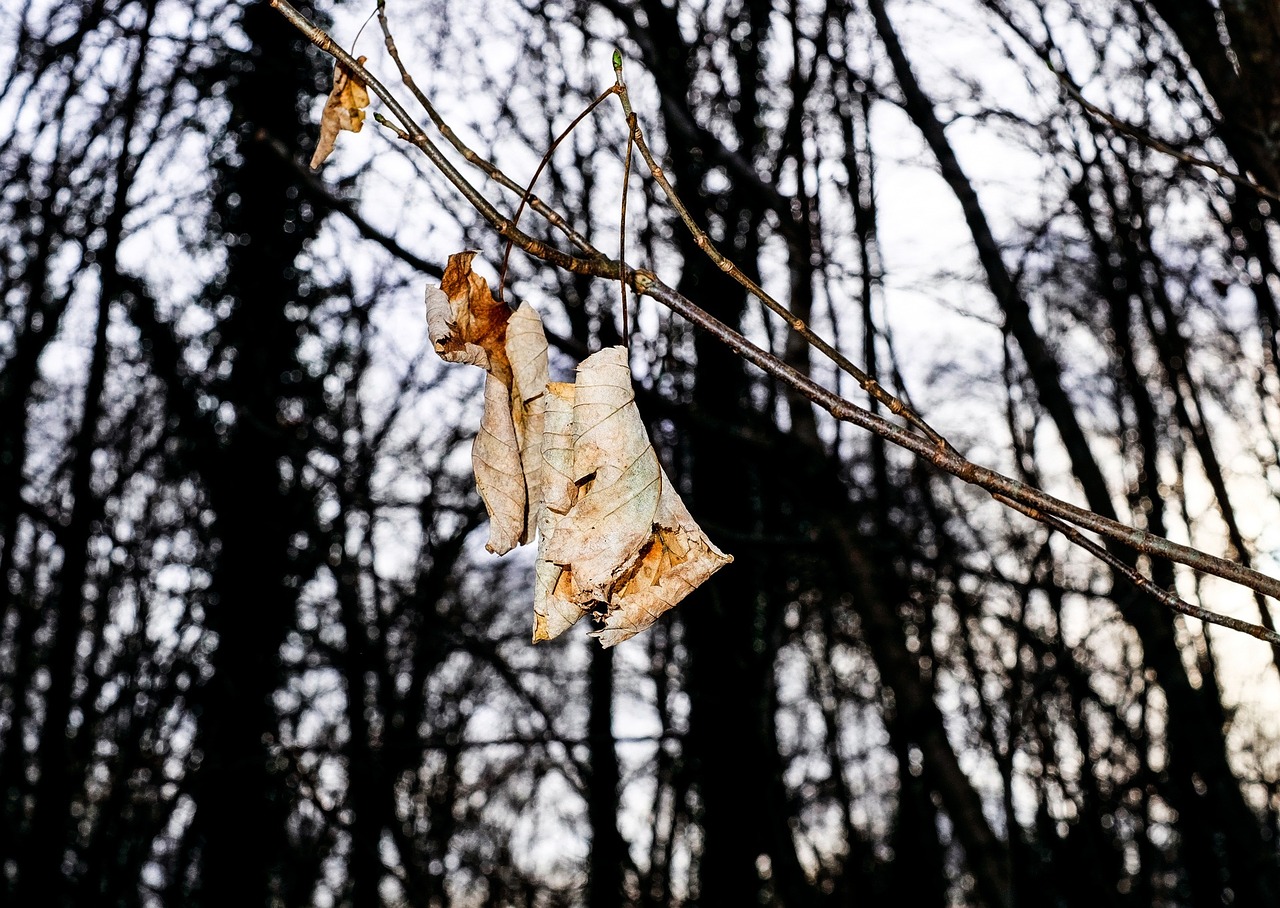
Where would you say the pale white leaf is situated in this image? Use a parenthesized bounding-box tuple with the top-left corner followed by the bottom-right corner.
(532, 383, 587, 641)
(506, 301, 550, 541)
(542, 346, 660, 603)
(590, 465, 733, 648)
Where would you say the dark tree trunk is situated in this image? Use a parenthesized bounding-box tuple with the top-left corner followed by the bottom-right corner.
(185, 4, 324, 905)
(1147, 0, 1280, 191)
(586, 646, 625, 908)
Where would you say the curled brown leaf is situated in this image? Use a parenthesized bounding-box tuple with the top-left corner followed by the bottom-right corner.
(426, 252, 541, 553)
(310, 55, 371, 170)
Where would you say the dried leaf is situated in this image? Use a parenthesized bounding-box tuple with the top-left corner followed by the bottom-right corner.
(590, 464, 733, 647)
(539, 382, 578, 516)
(542, 347, 660, 601)
(473, 372, 525, 554)
(506, 301, 549, 405)
(536, 346, 732, 647)
(310, 56, 371, 170)
(426, 256, 730, 647)
(506, 300, 550, 542)
(533, 383, 588, 642)
(425, 286, 488, 369)
(426, 252, 545, 553)
(429, 252, 512, 380)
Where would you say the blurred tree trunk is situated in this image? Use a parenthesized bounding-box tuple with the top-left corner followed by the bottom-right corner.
(587, 646, 625, 908)
(1147, 0, 1280, 191)
(184, 4, 325, 905)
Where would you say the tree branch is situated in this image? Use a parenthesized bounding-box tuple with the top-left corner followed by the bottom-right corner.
(266, 0, 1280, 644)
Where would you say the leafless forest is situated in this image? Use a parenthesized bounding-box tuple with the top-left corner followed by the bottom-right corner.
(4, 1, 1280, 906)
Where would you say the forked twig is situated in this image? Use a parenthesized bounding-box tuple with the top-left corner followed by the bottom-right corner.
(373, 0, 601, 255)
(990, 494, 1280, 646)
(610, 58, 954, 453)
(636, 271, 1280, 611)
(1052, 71, 1280, 203)
(499, 87, 617, 302)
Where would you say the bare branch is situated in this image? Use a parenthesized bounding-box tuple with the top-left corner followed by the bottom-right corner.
(267, 0, 1280, 643)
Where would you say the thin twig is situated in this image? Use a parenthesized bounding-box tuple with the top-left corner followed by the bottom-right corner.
(991, 494, 1280, 646)
(499, 86, 617, 302)
(620, 121, 634, 342)
(1052, 66, 1280, 202)
(373, 0, 598, 255)
(635, 269, 1280, 606)
(618, 48, 636, 345)
(611, 57, 954, 453)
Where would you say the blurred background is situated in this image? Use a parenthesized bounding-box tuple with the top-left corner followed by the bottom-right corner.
(4, 0, 1280, 905)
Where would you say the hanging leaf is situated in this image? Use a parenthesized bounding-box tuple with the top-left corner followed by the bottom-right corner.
(537, 346, 732, 647)
(507, 301, 550, 404)
(590, 463, 733, 647)
(310, 55, 371, 170)
(471, 372, 526, 554)
(430, 251, 513, 379)
(542, 347, 661, 601)
(539, 382, 579, 517)
(426, 256, 730, 646)
(426, 252, 543, 553)
(506, 300, 550, 543)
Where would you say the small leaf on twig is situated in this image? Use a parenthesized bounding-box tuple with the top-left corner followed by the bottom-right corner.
(310, 55, 371, 169)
